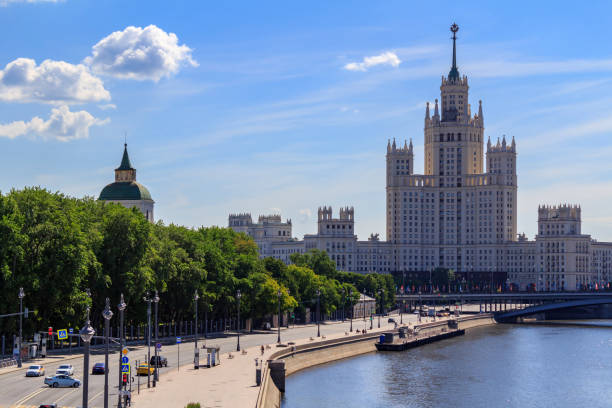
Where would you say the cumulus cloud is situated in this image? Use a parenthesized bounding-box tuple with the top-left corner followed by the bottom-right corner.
(0, 58, 110, 104)
(85, 24, 198, 81)
(0, 105, 108, 141)
(344, 51, 401, 72)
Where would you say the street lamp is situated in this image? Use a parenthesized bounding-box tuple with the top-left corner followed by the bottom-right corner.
(143, 292, 152, 387)
(377, 289, 383, 328)
(193, 290, 199, 369)
(17, 287, 24, 368)
(80, 304, 95, 408)
(236, 290, 241, 351)
(348, 289, 353, 332)
(401, 300, 405, 324)
(117, 294, 126, 408)
(342, 288, 346, 322)
(102, 298, 113, 408)
(277, 289, 282, 344)
(153, 290, 160, 383)
(316, 289, 321, 337)
(286, 289, 291, 329)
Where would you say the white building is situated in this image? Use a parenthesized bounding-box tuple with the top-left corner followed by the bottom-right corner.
(229, 24, 612, 292)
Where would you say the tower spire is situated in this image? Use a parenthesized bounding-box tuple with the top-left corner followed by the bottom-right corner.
(448, 23, 460, 81)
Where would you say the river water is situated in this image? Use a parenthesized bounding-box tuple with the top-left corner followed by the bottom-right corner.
(282, 322, 612, 408)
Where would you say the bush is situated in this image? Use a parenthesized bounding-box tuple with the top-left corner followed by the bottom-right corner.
(186, 403, 201, 408)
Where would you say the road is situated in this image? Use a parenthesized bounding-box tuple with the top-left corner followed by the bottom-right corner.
(0, 314, 416, 408)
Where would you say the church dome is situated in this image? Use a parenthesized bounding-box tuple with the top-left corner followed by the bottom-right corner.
(99, 181, 152, 201)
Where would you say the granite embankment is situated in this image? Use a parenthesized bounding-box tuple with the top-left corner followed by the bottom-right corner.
(257, 313, 495, 408)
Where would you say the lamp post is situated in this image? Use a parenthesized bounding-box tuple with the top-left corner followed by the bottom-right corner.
(102, 298, 113, 408)
(80, 304, 95, 408)
(418, 291, 422, 323)
(348, 289, 353, 332)
(236, 290, 241, 352)
(193, 290, 199, 369)
(17, 287, 24, 368)
(316, 289, 321, 337)
(342, 288, 346, 322)
(377, 289, 382, 328)
(143, 292, 152, 387)
(153, 290, 160, 383)
(117, 294, 126, 408)
(287, 289, 291, 329)
(362, 289, 366, 330)
(401, 300, 404, 324)
(276, 289, 281, 344)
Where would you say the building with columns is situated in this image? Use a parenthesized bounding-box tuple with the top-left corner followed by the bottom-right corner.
(229, 25, 612, 292)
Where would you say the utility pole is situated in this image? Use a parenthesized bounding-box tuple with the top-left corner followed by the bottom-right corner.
(117, 294, 126, 408)
(102, 298, 113, 408)
(17, 288, 24, 368)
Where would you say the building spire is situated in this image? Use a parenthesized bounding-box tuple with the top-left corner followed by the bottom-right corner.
(117, 143, 134, 171)
(448, 23, 460, 81)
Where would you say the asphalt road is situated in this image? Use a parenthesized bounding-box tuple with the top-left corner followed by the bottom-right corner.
(0, 314, 414, 408)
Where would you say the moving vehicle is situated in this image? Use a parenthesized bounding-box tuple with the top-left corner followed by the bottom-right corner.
(92, 362, 106, 374)
(136, 363, 155, 376)
(387, 318, 395, 323)
(39, 405, 57, 408)
(150, 355, 168, 367)
(44, 374, 81, 388)
(25, 365, 45, 377)
(55, 364, 74, 376)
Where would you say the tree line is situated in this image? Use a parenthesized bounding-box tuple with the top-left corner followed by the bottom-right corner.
(0, 187, 395, 338)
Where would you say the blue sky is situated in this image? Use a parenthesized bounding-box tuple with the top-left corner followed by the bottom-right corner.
(2, 1, 612, 242)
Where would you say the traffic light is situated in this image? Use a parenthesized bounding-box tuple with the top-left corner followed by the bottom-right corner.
(48, 327, 52, 336)
(122, 373, 128, 385)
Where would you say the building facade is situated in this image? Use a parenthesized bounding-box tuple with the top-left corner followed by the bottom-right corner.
(99, 144, 155, 222)
(229, 25, 612, 291)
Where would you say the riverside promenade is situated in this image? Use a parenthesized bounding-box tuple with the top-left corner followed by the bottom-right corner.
(131, 310, 492, 408)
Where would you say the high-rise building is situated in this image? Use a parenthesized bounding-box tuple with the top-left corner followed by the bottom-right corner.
(229, 25, 612, 292)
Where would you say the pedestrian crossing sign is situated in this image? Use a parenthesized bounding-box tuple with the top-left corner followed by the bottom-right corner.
(121, 363, 130, 374)
(57, 329, 68, 340)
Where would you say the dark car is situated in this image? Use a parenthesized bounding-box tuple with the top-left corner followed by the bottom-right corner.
(149, 355, 168, 367)
(39, 405, 57, 408)
(92, 363, 106, 375)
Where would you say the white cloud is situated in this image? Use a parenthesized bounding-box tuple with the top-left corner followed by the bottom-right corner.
(85, 24, 198, 81)
(344, 52, 401, 72)
(98, 103, 117, 110)
(0, 105, 108, 141)
(0, 58, 110, 104)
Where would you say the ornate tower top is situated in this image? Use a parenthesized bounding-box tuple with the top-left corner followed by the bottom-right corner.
(448, 23, 460, 81)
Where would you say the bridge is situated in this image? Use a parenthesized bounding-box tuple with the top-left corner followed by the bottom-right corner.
(395, 292, 612, 321)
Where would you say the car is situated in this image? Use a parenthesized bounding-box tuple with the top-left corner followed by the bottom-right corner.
(136, 363, 155, 376)
(44, 374, 81, 388)
(150, 355, 168, 367)
(387, 318, 396, 323)
(92, 362, 106, 375)
(39, 405, 57, 408)
(55, 364, 74, 376)
(26, 365, 45, 377)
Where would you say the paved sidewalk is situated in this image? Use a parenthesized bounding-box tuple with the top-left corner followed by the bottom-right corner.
(131, 322, 399, 408)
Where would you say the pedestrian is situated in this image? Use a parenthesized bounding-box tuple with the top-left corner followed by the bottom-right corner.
(260, 344, 265, 355)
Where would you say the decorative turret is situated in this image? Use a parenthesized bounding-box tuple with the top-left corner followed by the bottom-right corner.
(425, 101, 430, 126)
(433, 99, 439, 120)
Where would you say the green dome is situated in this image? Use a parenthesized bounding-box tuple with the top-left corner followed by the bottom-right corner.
(99, 181, 153, 201)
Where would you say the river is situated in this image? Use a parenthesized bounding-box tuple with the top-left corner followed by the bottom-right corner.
(282, 322, 612, 408)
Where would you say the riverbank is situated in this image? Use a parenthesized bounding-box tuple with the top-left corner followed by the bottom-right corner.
(258, 313, 495, 408)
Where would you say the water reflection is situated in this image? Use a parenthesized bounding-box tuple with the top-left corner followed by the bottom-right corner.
(283, 323, 612, 408)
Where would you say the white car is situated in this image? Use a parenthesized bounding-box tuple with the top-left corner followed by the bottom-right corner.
(55, 364, 74, 376)
(25, 365, 45, 377)
(44, 374, 81, 388)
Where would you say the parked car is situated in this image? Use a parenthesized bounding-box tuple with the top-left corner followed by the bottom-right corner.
(92, 362, 106, 375)
(150, 355, 168, 367)
(26, 365, 45, 377)
(44, 374, 81, 388)
(39, 405, 57, 408)
(55, 364, 74, 376)
(136, 363, 155, 376)
(387, 318, 396, 323)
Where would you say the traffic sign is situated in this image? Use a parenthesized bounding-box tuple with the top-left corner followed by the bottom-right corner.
(122, 348, 129, 355)
(69, 328, 74, 334)
(156, 343, 162, 350)
(121, 356, 129, 364)
(176, 337, 181, 344)
(121, 364, 130, 374)
(57, 329, 68, 340)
